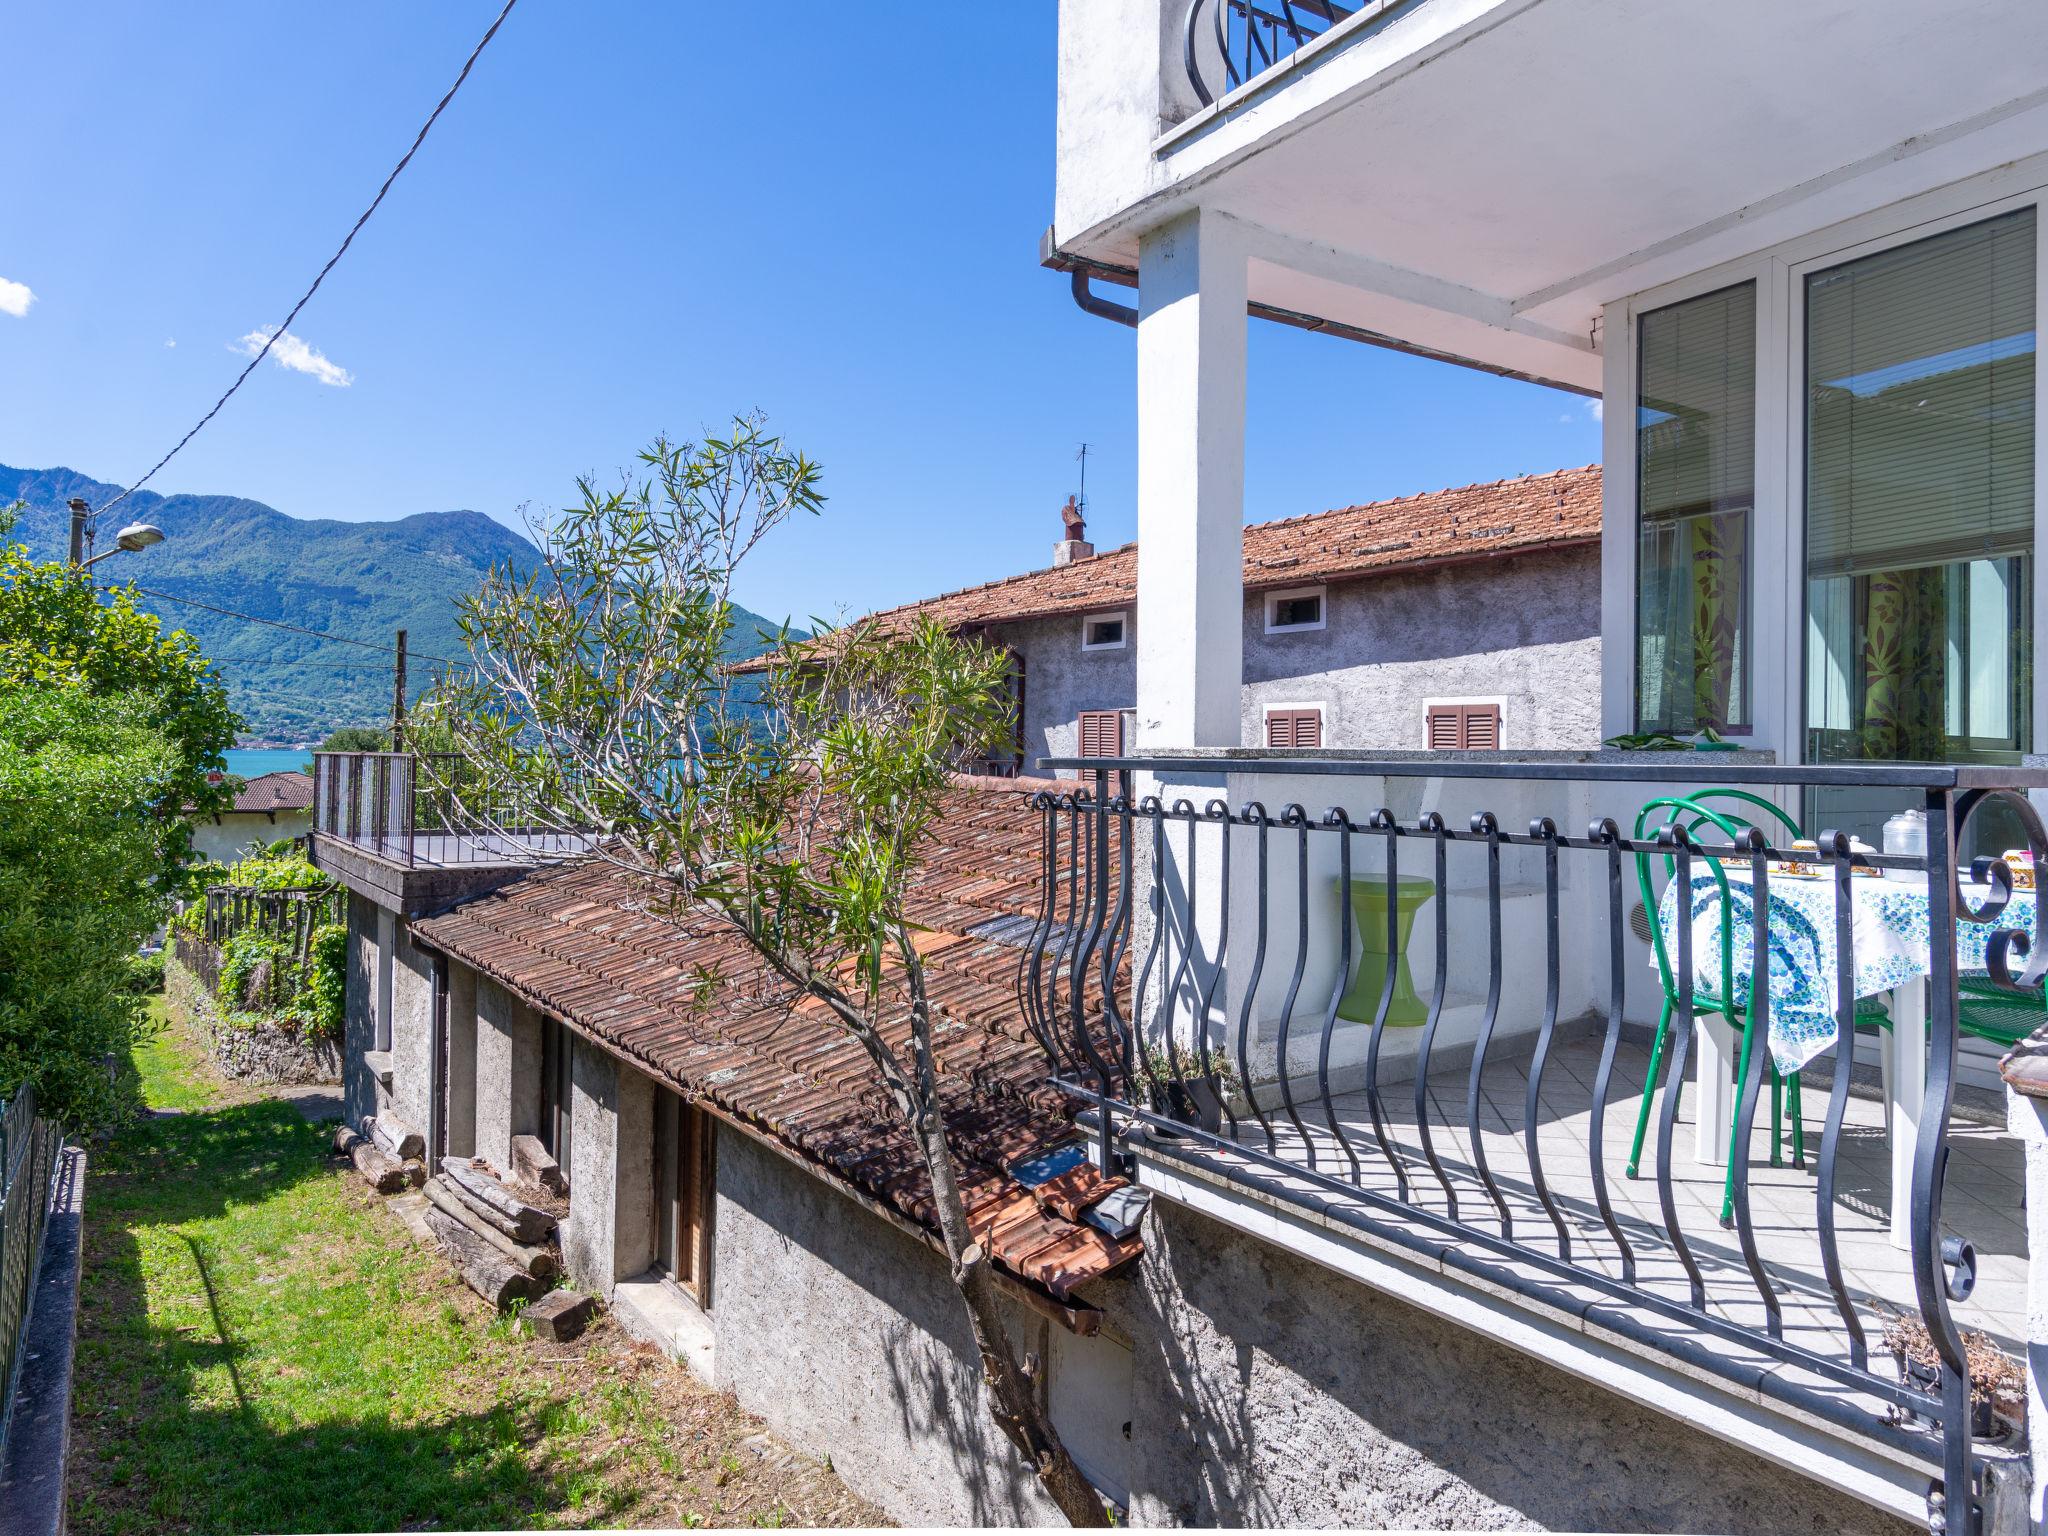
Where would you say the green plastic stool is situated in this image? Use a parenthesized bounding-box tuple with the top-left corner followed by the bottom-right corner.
(1336, 876, 1436, 1027)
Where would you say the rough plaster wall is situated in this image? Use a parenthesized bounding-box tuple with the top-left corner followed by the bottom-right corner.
(996, 548, 1601, 768)
(562, 1044, 654, 1294)
(386, 923, 436, 1141)
(473, 977, 540, 1173)
(1240, 548, 1603, 751)
(342, 892, 378, 1129)
(710, 1132, 1063, 1527)
(1007, 609, 1137, 773)
(1111, 1201, 1913, 1534)
(187, 810, 311, 866)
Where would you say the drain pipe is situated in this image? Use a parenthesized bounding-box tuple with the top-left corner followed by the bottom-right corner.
(1070, 268, 1137, 329)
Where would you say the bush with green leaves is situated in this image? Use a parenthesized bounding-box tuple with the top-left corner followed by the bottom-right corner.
(0, 689, 178, 1128)
(0, 539, 238, 888)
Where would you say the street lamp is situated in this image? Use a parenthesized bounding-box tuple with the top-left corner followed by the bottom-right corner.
(68, 495, 169, 569)
(81, 523, 168, 569)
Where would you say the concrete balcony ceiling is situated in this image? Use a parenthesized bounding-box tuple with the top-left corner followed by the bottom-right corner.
(1059, 0, 2048, 392)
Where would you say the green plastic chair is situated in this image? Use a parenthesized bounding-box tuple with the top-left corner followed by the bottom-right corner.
(1628, 789, 1889, 1226)
(1957, 974, 2046, 1048)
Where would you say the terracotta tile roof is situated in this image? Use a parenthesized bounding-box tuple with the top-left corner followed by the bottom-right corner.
(207, 770, 315, 814)
(412, 779, 1139, 1303)
(738, 466, 1599, 671)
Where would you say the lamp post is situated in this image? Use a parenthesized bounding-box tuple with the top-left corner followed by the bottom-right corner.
(67, 496, 168, 569)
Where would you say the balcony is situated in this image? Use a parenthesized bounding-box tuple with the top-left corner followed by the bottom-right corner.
(309, 751, 594, 913)
(1052, 0, 2048, 393)
(1019, 750, 2046, 1531)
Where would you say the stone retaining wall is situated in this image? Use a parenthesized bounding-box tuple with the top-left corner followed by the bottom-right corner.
(164, 953, 342, 1085)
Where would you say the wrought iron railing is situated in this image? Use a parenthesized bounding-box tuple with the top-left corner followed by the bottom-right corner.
(0, 1085, 63, 1459)
(310, 752, 591, 868)
(1182, 0, 1417, 108)
(1022, 752, 2048, 1535)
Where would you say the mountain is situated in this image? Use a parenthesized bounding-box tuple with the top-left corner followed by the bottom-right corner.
(0, 464, 799, 743)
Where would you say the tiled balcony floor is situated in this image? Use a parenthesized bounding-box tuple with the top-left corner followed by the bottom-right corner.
(1227, 1022, 2024, 1366)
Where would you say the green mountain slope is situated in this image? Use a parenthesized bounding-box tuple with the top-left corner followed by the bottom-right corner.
(0, 464, 799, 743)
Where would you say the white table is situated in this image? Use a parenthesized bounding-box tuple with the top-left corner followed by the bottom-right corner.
(1664, 870, 2031, 1248)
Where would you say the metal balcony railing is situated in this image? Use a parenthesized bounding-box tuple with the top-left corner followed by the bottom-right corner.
(310, 751, 592, 869)
(1022, 751, 2048, 1534)
(1182, 0, 1416, 108)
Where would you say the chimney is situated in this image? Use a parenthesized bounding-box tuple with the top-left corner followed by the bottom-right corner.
(1052, 494, 1093, 567)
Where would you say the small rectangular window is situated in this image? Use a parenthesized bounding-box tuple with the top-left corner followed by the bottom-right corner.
(1264, 586, 1327, 633)
(1077, 710, 1125, 758)
(1264, 708, 1323, 749)
(1081, 612, 1127, 650)
(1426, 704, 1501, 751)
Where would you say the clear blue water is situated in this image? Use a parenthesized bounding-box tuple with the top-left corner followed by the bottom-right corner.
(224, 747, 311, 778)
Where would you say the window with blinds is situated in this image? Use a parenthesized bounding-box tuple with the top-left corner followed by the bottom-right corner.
(1803, 207, 2035, 766)
(1635, 281, 1755, 735)
(1076, 710, 1124, 757)
(1426, 704, 1500, 751)
(1264, 708, 1322, 749)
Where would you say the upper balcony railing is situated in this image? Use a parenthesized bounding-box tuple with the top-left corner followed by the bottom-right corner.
(1183, 0, 1416, 108)
(1022, 750, 2048, 1534)
(311, 751, 594, 869)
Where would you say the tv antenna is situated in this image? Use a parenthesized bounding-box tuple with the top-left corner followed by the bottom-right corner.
(1075, 442, 1092, 514)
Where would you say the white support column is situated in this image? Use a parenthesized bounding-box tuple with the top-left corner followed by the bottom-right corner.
(1136, 207, 1247, 751)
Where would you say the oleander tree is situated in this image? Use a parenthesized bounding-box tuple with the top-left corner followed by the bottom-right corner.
(418, 419, 1109, 1526)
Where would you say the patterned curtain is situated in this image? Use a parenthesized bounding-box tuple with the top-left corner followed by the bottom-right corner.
(1688, 515, 1740, 733)
(1857, 568, 1946, 760)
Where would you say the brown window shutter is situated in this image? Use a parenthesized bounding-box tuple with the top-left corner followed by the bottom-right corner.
(1077, 710, 1123, 758)
(1426, 704, 1501, 751)
(1266, 708, 1322, 749)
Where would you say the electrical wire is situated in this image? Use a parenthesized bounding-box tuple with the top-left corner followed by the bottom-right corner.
(93, 0, 520, 523)
(104, 581, 459, 665)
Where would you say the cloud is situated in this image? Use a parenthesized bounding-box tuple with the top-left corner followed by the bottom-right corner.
(0, 278, 33, 318)
(1588, 398, 1605, 422)
(231, 326, 352, 387)
(164, 337, 176, 348)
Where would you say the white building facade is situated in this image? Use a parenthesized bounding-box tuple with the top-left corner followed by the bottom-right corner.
(1048, 5, 2048, 1533)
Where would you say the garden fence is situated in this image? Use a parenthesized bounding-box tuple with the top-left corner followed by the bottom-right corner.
(0, 1084, 63, 1458)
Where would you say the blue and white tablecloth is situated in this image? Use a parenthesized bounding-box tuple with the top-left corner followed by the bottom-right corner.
(1654, 871, 2038, 1073)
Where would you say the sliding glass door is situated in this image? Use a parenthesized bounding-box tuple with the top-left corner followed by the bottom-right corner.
(1803, 208, 2035, 768)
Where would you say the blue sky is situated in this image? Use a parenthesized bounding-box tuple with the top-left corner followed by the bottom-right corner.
(0, 2, 1600, 625)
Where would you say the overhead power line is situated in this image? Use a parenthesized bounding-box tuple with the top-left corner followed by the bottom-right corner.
(105, 581, 459, 665)
(95, 0, 521, 523)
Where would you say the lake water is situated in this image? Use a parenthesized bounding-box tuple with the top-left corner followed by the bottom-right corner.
(224, 748, 312, 778)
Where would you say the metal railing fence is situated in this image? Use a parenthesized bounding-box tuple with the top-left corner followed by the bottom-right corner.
(1181, 0, 1419, 108)
(311, 751, 590, 868)
(0, 1086, 63, 1459)
(1023, 752, 2048, 1536)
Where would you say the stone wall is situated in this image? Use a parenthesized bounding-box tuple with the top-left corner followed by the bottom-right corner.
(711, 1130, 1068, 1526)
(164, 952, 341, 1086)
(1105, 1200, 1913, 1534)
(706, 1123, 1912, 1533)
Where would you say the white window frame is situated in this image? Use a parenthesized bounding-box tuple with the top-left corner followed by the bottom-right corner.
(1081, 610, 1129, 652)
(1601, 154, 2048, 763)
(1262, 584, 1328, 634)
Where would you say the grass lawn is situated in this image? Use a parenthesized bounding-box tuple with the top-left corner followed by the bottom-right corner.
(69, 1000, 883, 1533)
